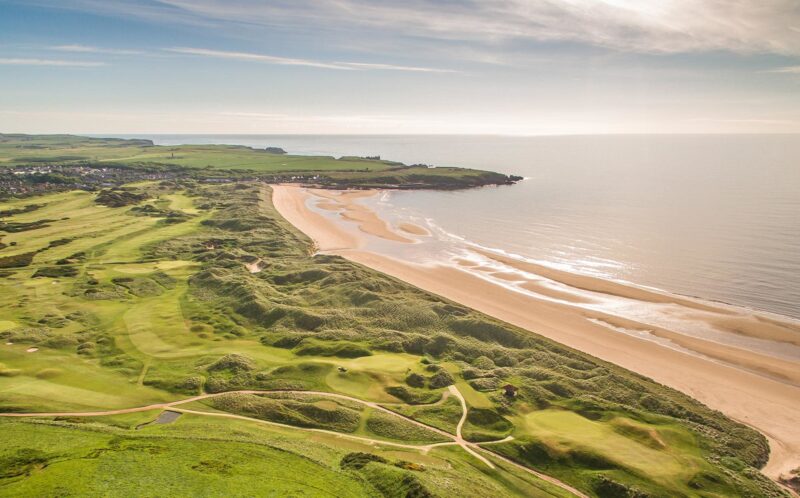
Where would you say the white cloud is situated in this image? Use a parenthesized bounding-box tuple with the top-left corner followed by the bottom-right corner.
(767, 66, 800, 74)
(50, 44, 142, 55)
(166, 47, 456, 73)
(154, 0, 800, 56)
(0, 58, 105, 67)
(29, 0, 800, 56)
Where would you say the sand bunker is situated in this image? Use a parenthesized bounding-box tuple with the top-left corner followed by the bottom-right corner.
(245, 259, 264, 274)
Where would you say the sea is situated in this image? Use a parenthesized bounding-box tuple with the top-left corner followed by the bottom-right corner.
(119, 134, 800, 321)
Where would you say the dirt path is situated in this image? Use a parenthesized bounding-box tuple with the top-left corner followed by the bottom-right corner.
(447, 385, 496, 468)
(1, 387, 586, 497)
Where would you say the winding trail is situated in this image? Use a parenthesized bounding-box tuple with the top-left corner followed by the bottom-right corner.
(1, 387, 587, 497)
(448, 385, 496, 468)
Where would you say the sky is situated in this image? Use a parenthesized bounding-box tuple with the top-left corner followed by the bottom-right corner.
(1, 0, 799, 135)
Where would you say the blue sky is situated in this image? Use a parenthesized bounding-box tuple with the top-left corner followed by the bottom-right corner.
(1, 0, 799, 134)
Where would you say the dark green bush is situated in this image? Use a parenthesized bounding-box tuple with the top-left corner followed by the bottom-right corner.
(428, 370, 454, 389)
(405, 372, 426, 388)
(340, 452, 388, 470)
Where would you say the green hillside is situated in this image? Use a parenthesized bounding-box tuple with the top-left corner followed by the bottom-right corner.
(0, 181, 786, 497)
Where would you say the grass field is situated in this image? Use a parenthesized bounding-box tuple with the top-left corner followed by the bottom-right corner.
(0, 134, 397, 172)
(0, 181, 787, 497)
(0, 134, 516, 190)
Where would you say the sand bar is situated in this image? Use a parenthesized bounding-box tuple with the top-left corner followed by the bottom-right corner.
(271, 184, 800, 480)
(307, 188, 413, 243)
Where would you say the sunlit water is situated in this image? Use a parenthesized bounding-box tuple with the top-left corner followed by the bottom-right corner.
(130, 134, 800, 321)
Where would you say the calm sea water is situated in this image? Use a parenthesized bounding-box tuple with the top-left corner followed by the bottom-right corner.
(125, 134, 800, 320)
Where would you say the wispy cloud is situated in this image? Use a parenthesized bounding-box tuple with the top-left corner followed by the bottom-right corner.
(155, 0, 800, 56)
(688, 117, 798, 125)
(31, 0, 800, 57)
(340, 62, 457, 73)
(50, 44, 142, 55)
(166, 47, 455, 73)
(166, 47, 355, 70)
(0, 58, 105, 67)
(766, 66, 800, 74)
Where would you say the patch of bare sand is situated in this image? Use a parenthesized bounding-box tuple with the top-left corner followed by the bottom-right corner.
(268, 186, 360, 251)
(245, 259, 264, 273)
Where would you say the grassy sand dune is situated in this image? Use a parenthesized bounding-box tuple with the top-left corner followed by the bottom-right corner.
(0, 181, 790, 497)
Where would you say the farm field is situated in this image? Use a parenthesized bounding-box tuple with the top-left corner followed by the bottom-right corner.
(0, 134, 396, 171)
(0, 180, 788, 497)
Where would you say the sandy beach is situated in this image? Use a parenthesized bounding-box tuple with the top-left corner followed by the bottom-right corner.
(271, 184, 800, 480)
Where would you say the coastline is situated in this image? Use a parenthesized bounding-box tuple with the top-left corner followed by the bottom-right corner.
(271, 184, 800, 480)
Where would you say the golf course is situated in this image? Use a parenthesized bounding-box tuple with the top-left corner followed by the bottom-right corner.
(0, 135, 790, 497)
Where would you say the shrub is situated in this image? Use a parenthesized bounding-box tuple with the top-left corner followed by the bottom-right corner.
(33, 266, 79, 278)
(469, 377, 500, 392)
(542, 381, 574, 398)
(179, 376, 205, 392)
(472, 355, 495, 370)
(207, 353, 256, 373)
(95, 189, 147, 207)
(592, 475, 650, 498)
(0, 252, 37, 269)
(340, 452, 387, 470)
(293, 339, 372, 358)
(405, 372, 426, 388)
(41, 335, 78, 349)
(292, 310, 325, 331)
(385, 386, 441, 405)
(428, 370, 454, 389)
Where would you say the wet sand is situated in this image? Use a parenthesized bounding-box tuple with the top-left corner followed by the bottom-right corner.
(398, 222, 430, 236)
(308, 189, 413, 243)
(270, 184, 800, 480)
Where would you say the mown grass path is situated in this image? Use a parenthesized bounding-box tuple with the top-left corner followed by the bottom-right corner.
(1, 386, 588, 497)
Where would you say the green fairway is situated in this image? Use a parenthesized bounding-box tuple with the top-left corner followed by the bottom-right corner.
(519, 410, 695, 481)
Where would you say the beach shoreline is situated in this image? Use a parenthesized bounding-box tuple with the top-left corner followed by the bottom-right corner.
(271, 184, 800, 480)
